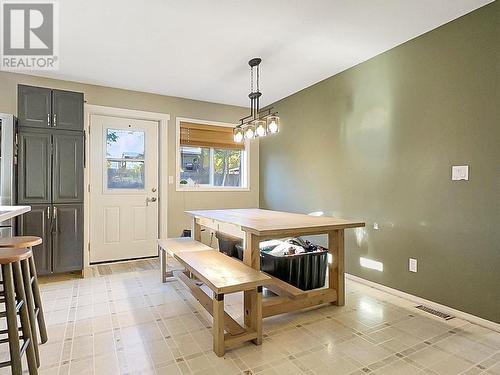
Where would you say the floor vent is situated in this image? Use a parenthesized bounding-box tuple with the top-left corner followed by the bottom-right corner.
(415, 305, 455, 320)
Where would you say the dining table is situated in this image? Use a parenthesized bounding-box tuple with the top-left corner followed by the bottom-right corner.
(185, 208, 365, 323)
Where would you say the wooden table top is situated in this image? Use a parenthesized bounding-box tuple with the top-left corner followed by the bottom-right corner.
(175, 250, 271, 294)
(185, 208, 365, 236)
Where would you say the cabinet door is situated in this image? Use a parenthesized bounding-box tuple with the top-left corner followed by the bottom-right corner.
(52, 204, 83, 273)
(52, 132, 84, 203)
(52, 89, 84, 131)
(18, 85, 52, 128)
(17, 129, 52, 204)
(17, 204, 52, 275)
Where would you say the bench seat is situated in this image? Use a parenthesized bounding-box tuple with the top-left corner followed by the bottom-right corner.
(175, 250, 270, 294)
(158, 237, 212, 282)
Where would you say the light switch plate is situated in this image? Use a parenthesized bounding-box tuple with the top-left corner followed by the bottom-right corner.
(409, 258, 417, 273)
(452, 165, 469, 181)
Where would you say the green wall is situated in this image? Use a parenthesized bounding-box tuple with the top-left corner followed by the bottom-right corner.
(259, 2, 499, 323)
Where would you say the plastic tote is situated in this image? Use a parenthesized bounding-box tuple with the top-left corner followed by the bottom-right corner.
(236, 240, 328, 291)
(215, 232, 242, 258)
(260, 250, 328, 290)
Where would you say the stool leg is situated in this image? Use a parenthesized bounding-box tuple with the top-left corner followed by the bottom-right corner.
(28, 256, 48, 343)
(2, 264, 22, 375)
(21, 259, 40, 366)
(13, 262, 38, 375)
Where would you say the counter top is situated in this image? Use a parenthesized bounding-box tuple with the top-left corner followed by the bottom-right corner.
(0, 206, 31, 222)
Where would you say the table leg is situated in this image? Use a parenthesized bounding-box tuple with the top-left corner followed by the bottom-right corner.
(192, 218, 201, 242)
(243, 232, 260, 328)
(328, 229, 345, 306)
(160, 245, 167, 283)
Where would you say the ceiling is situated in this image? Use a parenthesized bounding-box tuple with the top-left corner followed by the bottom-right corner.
(32, 0, 492, 107)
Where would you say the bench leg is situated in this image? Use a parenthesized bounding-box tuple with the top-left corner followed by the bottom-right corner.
(252, 286, 263, 345)
(213, 293, 225, 357)
(160, 246, 167, 283)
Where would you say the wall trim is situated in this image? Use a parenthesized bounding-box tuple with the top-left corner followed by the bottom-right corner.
(346, 273, 500, 333)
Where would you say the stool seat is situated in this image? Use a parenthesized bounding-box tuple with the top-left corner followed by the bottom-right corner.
(0, 248, 33, 264)
(0, 236, 42, 249)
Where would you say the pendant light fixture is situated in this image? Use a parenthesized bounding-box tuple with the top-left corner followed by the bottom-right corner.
(233, 58, 280, 142)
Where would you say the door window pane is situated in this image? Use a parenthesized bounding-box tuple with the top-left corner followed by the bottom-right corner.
(213, 149, 242, 187)
(105, 129, 146, 190)
(106, 129, 145, 159)
(107, 161, 145, 189)
(180, 147, 210, 185)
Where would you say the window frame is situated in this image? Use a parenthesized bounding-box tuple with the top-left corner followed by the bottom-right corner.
(176, 117, 250, 192)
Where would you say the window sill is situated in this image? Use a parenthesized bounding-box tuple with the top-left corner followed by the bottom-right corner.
(176, 186, 250, 192)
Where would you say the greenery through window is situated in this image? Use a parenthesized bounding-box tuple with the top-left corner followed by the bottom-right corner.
(180, 146, 245, 188)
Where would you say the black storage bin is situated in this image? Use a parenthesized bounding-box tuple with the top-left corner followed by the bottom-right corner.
(215, 232, 242, 258)
(235, 244, 244, 261)
(236, 242, 328, 291)
(260, 250, 328, 291)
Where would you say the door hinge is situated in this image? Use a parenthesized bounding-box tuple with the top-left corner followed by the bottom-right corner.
(87, 184, 90, 192)
(88, 243, 91, 253)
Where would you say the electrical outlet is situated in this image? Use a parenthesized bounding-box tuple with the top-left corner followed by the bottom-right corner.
(373, 222, 379, 230)
(409, 258, 417, 273)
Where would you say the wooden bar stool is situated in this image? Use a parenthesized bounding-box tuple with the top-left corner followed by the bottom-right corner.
(0, 237, 48, 365)
(0, 247, 38, 374)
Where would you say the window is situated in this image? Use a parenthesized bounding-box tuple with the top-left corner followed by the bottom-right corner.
(106, 129, 145, 189)
(177, 120, 248, 190)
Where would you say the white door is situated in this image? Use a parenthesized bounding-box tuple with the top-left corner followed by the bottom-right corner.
(89, 115, 159, 263)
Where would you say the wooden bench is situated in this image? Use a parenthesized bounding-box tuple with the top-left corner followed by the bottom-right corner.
(174, 249, 271, 356)
(158, 238, 212, 282)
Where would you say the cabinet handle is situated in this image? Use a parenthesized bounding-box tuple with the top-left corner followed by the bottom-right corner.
(53, 207, 58, 233)
(53, 113, 57, 127)
(47, 206, 51, 220)
(47, 113, 50, 127)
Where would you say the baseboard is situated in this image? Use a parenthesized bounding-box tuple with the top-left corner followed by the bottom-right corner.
(345, 273, 500, 333)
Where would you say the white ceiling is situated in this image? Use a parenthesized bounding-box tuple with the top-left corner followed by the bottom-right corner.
(33, 0, 492, 107)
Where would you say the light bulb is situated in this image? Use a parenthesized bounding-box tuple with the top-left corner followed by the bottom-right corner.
(234, 132, 243, 142)
(267, 115, 280, 134)
(255, 120, 267, 137)
(268, 120, 278, 133)
(245, 128, 254, 139)
(233, 127, 244, 142)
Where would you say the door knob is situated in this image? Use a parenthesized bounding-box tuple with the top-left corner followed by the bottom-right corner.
(146, 197, 157, 206)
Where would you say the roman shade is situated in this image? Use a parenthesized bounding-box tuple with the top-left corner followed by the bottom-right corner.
(180, 122, 244, 150)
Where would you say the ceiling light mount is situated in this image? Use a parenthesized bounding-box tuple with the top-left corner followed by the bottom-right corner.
(234, 58, 280, 142)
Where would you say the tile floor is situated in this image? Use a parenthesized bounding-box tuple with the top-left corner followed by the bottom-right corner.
(2, 259, 499, 375)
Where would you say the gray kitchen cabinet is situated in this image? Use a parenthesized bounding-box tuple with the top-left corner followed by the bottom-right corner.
(18, 85, 84, 131)
(17, 129, 52, 204)
(17, 204, 52, 275)
(52, 131, 84, 203)
(52, 204, 83, 273)
(17, 84, 85, 274)
(17, 85, 52, 128)
(52, 89, 84, 131)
